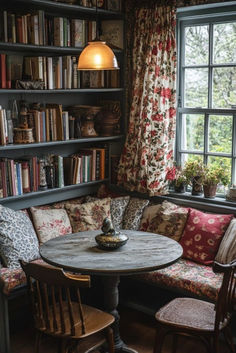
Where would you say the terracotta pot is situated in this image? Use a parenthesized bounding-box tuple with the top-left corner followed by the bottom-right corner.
(203, 184, 217, 198)
(192, 176, 203, 196)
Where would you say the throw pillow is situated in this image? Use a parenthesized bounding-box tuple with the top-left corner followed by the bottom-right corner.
(180, 208, 233, 265)
(215, 218, 236, 264)
(111, 196, 130, 230)
(123, 198, 149, 230)
(149, 201, 189, 241)
(139, 204, 162, 232)
(0, 206, 40, 269)
(30, 207, 72, 244)
(65, 198, 111, 233)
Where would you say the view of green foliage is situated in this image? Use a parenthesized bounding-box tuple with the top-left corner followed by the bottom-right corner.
(181, 22, 236, 188)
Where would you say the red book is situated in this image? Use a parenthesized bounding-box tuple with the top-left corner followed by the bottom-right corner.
(0, 160, 8, 197)
(0, 54, 7, 89)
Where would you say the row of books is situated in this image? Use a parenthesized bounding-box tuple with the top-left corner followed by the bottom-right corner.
(75, 0, 122, 12)
(0, 53, 120, 89)
(0, 10, 96, 47)
(0, 104, 80, 145)
(0, 148, 107, 198)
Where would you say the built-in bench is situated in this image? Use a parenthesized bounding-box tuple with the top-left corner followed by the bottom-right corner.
(0, 187, 236, 353)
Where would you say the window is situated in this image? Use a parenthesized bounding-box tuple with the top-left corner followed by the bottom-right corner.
(176, 3, 236, 192)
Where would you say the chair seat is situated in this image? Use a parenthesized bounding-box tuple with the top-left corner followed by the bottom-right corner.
(40, 303, 114, 338)
(155, 297, 216, 332)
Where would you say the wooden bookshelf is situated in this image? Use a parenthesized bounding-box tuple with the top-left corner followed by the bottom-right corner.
(0, 0, 125, 207)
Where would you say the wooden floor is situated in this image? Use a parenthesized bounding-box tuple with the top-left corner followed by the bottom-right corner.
(11, 306, 230, 353)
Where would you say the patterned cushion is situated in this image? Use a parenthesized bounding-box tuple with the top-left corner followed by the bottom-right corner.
(149, 201, 189, 241)
(30, 207, 72, 244)
(134, 258, 223, 302)
(0, 259, 44, 295)
(215, 218, 236, 264)
(123, 198, 149, 230)
(180, 208, 233, 265)
(65, 198, 111, 233)
(0, 206, 40, 269)
(139, 204, 162, 232)
(111, 196, 130, 230)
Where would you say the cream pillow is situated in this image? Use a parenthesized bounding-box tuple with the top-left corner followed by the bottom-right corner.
(215, 218, 236, 264)
(150, 201, 189, 241)
(65, 198, 111, 233)
(30, 207, 72, 244)
(139, 204, 162, 232)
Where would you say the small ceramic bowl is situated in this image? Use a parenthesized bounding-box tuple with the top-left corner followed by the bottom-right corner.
(95, 232, 129, 250)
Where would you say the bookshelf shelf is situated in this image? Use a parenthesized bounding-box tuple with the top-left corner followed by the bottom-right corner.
(0, 42, 123, 55)
(0, 179, 108, 210)
(0, 135, 123, 151)
(0, 88, 124, 94)
(3, 0, 124, 19)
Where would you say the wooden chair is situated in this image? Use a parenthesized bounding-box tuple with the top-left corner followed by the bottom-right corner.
(20, 261, 115, 353)
(153, 260, 236, 353)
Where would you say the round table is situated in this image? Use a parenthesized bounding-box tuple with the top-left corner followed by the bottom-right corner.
(40, 230, 183, 353)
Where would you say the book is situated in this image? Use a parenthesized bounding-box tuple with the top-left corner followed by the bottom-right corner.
(0, 54, 7, 89)
(54, 17, 64, 47)
(21, 161, 31, 193)
(71, 19, 85, 47)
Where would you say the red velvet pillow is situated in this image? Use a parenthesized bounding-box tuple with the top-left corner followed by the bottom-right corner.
(180, 208, 233, 265)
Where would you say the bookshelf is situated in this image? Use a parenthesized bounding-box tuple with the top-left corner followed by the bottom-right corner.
(0, 0, 125, 210)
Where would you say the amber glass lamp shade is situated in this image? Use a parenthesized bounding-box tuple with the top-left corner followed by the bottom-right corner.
(78, 41, 119, 70)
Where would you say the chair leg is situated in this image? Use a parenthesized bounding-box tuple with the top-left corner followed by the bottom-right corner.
(105, 326, 115, 353)
(58, 338, 70, 353)
(172, 334, 178, 353)
(223, 327, 236, 353)
(35, 331, 43, 353)
(153, 326, 166, 353)
(0, 291, 11, 353)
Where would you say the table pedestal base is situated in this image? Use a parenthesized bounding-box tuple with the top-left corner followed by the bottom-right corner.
(101, 275, 138, 353)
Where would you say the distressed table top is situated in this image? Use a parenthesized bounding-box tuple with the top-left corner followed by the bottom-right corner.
(40, 230, 183, 276)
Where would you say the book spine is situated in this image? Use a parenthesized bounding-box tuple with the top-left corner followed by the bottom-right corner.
(0, 54, 7, 89)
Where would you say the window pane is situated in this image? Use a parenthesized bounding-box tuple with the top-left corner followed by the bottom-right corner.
(181, 114, 204, 151)
(213, 22, 236, 64)
(208, 115, 232, 154)
(185, 25, 209, 65)
(208, 156, 231, 192)
(180, 153, 203, 166)
(185, 68, 208, 108)
(212, 67, 236, 108)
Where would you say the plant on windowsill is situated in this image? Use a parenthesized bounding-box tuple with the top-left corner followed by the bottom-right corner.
(182, 160, 205, 196)
(202, 165, 230, 199)
(166, 165, 187, 193)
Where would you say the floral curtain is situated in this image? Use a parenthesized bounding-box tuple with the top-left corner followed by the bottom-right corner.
(117, 5, 177, 196)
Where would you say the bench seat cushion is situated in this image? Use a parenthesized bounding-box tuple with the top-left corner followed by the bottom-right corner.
(133, 258, 223, 302)
(0, 259, 44, 295)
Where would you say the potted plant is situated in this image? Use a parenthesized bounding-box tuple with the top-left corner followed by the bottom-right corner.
(166, 165, 187, 193)
(182, 160, 205, 195)
(203, 165, 230, 198)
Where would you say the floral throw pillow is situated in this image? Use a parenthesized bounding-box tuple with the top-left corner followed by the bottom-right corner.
(149, 201, 189, 241)
(0, 205, 40, 269)
(30, 207, 72, 244)
(180, 208, 233, 265)
(139, 204, 162, 232)
(111, 196, 130, 230)
(123, 198, 149, 230)
(65, 198, 111, 233)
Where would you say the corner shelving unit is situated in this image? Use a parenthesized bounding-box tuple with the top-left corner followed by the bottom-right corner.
(0, 0, 125, 210)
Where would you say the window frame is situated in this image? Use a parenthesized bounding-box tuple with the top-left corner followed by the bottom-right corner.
(176, 2, 236, 187)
